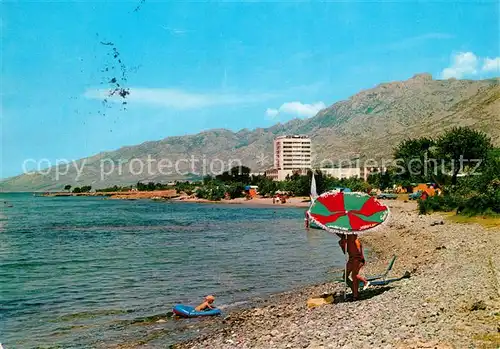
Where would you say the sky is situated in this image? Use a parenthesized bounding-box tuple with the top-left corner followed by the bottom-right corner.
(1, 0, 499, 178)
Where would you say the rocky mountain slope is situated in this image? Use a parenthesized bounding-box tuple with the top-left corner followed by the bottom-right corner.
(2, 74, 499, 191)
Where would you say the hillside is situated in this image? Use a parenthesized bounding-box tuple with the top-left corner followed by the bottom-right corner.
(1, 74, 499, 191)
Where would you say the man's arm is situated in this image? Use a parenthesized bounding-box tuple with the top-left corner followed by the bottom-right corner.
(338, 239, 346, 254)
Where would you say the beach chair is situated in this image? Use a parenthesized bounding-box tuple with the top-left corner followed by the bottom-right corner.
(334, 255, 397, 283)
(363, 271, 411, 287)
(365, 255, 397, 282)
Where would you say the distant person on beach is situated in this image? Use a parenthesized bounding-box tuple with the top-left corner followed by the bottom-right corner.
(195, 295, 216, 311)
(337, 234, 370, 300)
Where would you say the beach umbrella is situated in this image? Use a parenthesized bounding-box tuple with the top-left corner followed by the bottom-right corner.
(307, 191, 389, 235)
(307, 191, 390, 299)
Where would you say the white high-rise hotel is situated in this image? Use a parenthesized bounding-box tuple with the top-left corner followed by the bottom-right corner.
(273, 135, 312, 170)
(267, 135, 369, 181)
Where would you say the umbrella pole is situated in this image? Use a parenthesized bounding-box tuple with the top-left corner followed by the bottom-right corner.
(344, 233, 348, 301)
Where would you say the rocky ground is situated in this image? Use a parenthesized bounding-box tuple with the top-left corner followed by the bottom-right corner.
(174, 201, 500, 349)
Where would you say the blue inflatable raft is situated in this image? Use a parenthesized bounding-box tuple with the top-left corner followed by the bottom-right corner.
(172, 304, 221, 318)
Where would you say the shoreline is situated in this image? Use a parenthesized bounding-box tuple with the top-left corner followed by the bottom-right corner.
(38, 191, 311, 208)
(169, 196, 310, 208)
(171, 201, 500, 349)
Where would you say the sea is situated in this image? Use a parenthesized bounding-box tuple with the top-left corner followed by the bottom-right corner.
(0, 193, 345, 348)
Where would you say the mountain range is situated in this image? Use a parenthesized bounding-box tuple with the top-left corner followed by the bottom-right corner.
(2, 73, 499, 191)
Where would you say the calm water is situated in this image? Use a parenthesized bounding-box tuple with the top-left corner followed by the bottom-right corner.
(0, 193, 344, 348)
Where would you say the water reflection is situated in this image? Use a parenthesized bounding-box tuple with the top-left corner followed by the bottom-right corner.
(305, 227, 327, 247)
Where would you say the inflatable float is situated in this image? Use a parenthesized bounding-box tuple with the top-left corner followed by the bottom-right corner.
(172, 304, 221, 318)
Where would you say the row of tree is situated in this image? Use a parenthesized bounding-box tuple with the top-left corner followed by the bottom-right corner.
(366, 126, 498, 215)
(368, 127, 494, 190)
(71, 186, 92, 193)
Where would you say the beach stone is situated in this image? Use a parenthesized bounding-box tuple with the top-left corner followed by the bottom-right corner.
(469, 300, 487, 311)
(299, 339, 310, 348)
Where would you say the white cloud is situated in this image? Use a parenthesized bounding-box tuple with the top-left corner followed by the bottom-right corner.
(265, 101, 326, 119)
(482, 57, 500, 73)
(441, 52, 478, 79)
(265, 108, 279, 118)
(84, 88, 275, 109)
(440, 52, 500, 79)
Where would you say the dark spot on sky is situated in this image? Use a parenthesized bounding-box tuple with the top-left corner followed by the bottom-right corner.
(119, 89, 130, 98)
(133, 0, 146, 12)
(96, 37, 134, 115)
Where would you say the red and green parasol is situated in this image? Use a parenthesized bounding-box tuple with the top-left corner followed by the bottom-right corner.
(307, 191, 389, 234)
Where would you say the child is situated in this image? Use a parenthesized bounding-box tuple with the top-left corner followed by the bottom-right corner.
(337, 234, 370, 300)
(195, 295, 216, 311)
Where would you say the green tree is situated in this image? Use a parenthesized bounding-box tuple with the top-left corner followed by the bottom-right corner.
(203, 175, 213, 185)
(393, 137, 436, 184)
(256, 176, 278, 196)
(215, 165, 252, 184)
(175, 181, 197, 194)
(436, 127, 492, 185)
(79, 185, 92, 193)
(72, 187, 81, 193)
(227, 182, 245, 199)
(367, 169, 395, 190)
(468, 147, 500, 193)
(196, 183, 226, 201)
(64, 185, 72, 192)
(250, 174, 265, 186)
(97, 185, 122, 192)
(229, 165, 251, 183)
(341, 177, 370, 192)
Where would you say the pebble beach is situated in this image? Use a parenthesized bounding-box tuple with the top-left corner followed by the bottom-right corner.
(174, 201, 500, 349)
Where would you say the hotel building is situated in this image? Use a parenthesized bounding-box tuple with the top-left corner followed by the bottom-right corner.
(273, 135, 312, 170)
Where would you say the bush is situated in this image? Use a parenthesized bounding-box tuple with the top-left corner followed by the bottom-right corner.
(342, 178, 371, 193)
(418, 194, 465, 215)
(195, 184, 225, 201)
(460, 187, 500, 216)
(227, 183, 245, 199)
(195, 187, 207, 199)
(418, 187, 500, 216)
